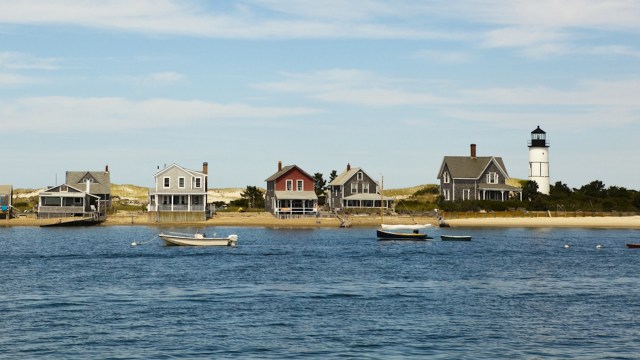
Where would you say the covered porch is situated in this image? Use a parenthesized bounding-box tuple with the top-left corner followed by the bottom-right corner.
(274, 191, 318, 217)
(342, 193, 394, 209)
(478, 184, 523, 202)
(38, 185, 102, 219)
(148, 193, 207, 212)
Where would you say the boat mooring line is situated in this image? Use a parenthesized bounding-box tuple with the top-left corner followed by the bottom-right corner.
(131, 235, 158, 247)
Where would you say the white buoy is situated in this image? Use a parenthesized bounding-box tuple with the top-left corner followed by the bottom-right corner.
(564, 244, 571, 249)
(596, 244, 603, 249)
(131, 242, 138, 246)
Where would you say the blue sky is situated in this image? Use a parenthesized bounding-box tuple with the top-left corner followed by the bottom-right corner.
(1, 0, 639, 190)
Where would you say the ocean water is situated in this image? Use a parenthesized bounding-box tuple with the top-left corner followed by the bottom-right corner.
(1, 226, 639, 359)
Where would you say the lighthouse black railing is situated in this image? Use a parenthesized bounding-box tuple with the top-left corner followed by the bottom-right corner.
(528, 140, 550, 147)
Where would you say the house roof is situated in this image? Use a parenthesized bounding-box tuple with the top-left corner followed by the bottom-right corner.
(438, 156, 509, 180)
(40, 184, 100, 198)
(344, 193, 394, 201)
(66, 171, 111, 194)
(274, 191, 318, 200)
(153, 163, 206, 179)
(329, 166, 379, 187)
(265, 165, 313, 182)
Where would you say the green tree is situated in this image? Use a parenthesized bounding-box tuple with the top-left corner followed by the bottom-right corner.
(329, 170, 338, 183)
(579, 180, 606, 198)
(240, 186, 265, 209)
(522, 180, 540, 201)
(313, 172, 327, 205)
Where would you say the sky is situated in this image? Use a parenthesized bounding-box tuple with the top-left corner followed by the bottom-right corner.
(1, 0, 639, 190)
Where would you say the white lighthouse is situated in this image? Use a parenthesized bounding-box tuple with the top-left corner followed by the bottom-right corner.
(528, 126, 550, 195)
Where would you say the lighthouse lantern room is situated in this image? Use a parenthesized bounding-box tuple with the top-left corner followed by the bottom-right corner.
(528, 126, 550, 195)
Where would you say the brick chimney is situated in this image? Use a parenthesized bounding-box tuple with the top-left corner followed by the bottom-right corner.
(278, 160, 282, 172)
(347, 163, 351, 171)
(202, 162, 208, 191)
(105, 165, 109, 173)
(470, 144, 477, 159)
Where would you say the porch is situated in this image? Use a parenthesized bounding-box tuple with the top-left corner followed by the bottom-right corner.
(148, 194, 207, 213)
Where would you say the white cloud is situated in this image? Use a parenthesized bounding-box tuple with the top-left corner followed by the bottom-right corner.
(0, 96, 319, 133)
(0, 72, 35, 86)
(0, 52, 60, 70)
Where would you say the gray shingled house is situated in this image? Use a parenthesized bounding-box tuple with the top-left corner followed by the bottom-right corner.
(66, 166, 111, 209)
(38, 184, 102, 219)
(0, 185, 13, 219)
(147, 163, 209, 222)
(326, 164, 393, 212)
(437, 144, 522, 202)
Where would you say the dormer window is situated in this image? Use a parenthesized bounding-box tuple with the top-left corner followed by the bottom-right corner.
(487, 172, 499, 184)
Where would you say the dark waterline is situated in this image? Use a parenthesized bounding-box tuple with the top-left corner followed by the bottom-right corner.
(1, 226, 639, 359)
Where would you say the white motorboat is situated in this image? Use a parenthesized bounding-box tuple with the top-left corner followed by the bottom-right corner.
(159, 232, 238, 247)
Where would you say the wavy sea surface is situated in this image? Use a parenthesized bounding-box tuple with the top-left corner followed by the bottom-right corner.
(1, 226, 639, 359)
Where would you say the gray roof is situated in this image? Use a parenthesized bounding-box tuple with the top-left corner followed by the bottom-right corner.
(0, 185, 12, 194)
(274, 191, 318, 200)
(66, 171, 111, 195)
(344, 193, 393, 201)
(329, 166, 379, 187)
(438, 156, 509, 179)
(265, 165, 314, 182)
(478, 183, 522, 192)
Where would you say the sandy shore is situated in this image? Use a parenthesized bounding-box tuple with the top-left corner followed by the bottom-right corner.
(445, 216, 640, 229)
(2, 212, 640, 229)
(0, 212, 436, 228)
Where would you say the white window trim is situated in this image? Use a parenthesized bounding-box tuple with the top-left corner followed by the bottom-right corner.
(443, 172, 450, 184)
(363, 183, 369, 193)
(193, 177, 202, 189)
(163, 177, 170, 189)
(178, 177, 186, 189)
(296, 180, 304, 191)
(443, 189, 450, 201)
(286, 179, 293, 191)
(463, 189, 470, 200)
(487, 172, 499, 184)
(357, 172, 363, 181)
(351, 182, 358, 194)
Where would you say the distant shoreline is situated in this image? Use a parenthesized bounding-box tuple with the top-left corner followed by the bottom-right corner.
(2, 212, 640, 229)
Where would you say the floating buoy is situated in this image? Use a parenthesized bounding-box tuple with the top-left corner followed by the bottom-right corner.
(131, 242, 138, 246)
(596, 244, 603, 249)
(564, 244, 571, 249)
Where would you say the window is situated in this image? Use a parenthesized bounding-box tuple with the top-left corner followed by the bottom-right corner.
(363, 183, 369, 193)
(297, 180, 304, 191)
(463, 189, 471, 200)
(357, 172, 363, 181)
(286, 180, 293, 191)
(163, 177, 170, 188)
(443, 189, 450, 201)
(487, 172, 499, 184)
(194, 177, 202, 188)
(443, 171, 450, 184)
(74, 197, 82, 205)
(178, 177, 185, 188)
(351, 182, 358, 194)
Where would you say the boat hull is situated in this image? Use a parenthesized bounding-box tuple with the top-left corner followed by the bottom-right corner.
(626, 243, 640, 248)
(441, 235, 472, 241)
(159, 233, 238, 247)
(376, 229, 430, 240)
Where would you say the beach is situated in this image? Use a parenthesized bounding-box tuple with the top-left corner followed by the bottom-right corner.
(2, 212, 640, 229)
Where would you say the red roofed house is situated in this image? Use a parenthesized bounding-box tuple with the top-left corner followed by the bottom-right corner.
(265, 161, 318, 218)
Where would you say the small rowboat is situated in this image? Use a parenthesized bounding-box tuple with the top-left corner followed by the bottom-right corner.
(626, 243, 640, 249)
(376, 229, 431, 240)
(441, 235, 472, 241)
(159, 232, 238, 247)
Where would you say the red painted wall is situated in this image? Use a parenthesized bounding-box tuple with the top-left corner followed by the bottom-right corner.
(274, 168, 313, 191)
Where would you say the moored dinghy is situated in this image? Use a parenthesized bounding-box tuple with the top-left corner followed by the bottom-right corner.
(377, 224, 432, 240)
(441, 235, 472, 241)
(159, 232, 238, 247)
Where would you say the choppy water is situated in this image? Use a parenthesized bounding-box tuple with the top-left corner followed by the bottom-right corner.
(1, 226, 639, 359)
